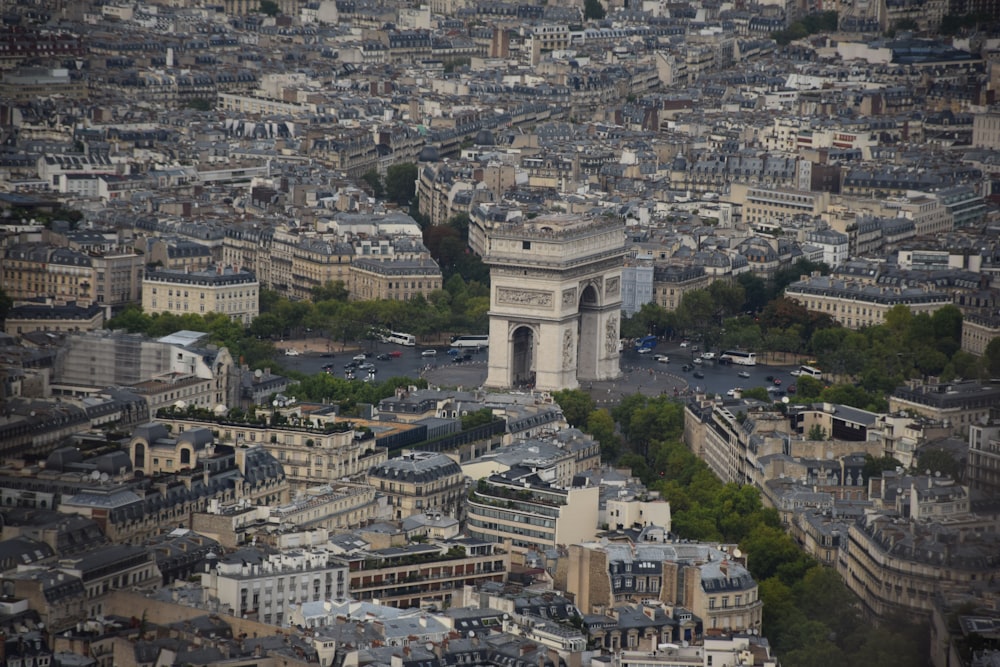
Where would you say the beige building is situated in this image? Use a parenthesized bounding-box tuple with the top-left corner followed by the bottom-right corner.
(556, 540, 763, 635)
(961, 314, 1000, 357)
(972, 110, 1000, 149)
(142, 265, 259, 325)
(154, 415, 388, 490)
(730, 183, 830, 227)
(889, 381, 1000, 435)
(840, 476, 999, 618)
(466, 472, 600, 551)
(4, 302, 105, 336)
(784, 275, 952, 330)
(1, 243, 96, 306)
(348, 257, 442, 301)
(366, 451, 465, 521)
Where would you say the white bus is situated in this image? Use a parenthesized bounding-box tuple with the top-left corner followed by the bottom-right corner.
(451, 334, 489, 349)
(384, 331, 416, 346)
(797, 365, 823, 379)
(720, 350, 757, 366)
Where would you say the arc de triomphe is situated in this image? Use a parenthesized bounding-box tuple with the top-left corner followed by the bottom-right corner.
(482, 214, 626, 391)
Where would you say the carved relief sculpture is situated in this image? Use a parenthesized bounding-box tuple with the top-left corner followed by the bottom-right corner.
(563, 329, 574, 367)
(605, 315, 618, 355)
(606, 276, 620, 297)
(562, 288, 577, 308)
(497, 287, 553, 307)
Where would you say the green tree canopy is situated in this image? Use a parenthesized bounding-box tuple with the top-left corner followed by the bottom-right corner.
(385, 163, 418, 206)
(584, 0, 606, 20)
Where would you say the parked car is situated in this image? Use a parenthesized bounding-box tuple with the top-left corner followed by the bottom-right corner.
(421, 349, 438, 357)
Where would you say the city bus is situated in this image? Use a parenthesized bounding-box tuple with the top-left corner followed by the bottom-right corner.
(635, 335, 658, 351)
(797, 365, 823, 379)
(450, 334, 489, 349)
(384, 331, 416, 346)
(719, 350, 757, 366)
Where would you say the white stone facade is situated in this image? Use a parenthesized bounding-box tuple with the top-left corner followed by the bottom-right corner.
(483, 214, 625, 391)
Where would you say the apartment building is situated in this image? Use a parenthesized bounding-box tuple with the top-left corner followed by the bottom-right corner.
(1, 243, 96, 306)
(342, 539, 509, 609)
(367, 451, 465, 521)
(52, 329, 238, 408)
(142, 264, 259, 325)
(840, 477, 1000, 618)
(201, 545, 349, 626)
(967, 420, 1000, 497)
(348, 257, 442, 301)
(651, 265, 712, 311)
(153, 416, 387, 490)
(466, 472, 600, 551)
(889, 381, 1000, 435)
(557, 538, 763, 635)
(784, 275, 952, 329)
(4, 302, 105, 336)
(962, 314, 1000, 356)
(731, 184, 830, 227)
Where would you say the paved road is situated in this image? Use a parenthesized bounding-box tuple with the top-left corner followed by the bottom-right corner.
(277, 339, 799, 405)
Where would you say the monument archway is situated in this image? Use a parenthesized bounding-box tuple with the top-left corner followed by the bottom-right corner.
(483, 214, 625, 391)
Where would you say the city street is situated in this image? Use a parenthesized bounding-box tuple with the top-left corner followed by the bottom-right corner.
(276, 338, 800, 404)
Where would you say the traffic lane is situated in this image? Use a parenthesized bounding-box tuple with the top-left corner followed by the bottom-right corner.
(276, 343, 488, 381)
(621, 349, 796, 397)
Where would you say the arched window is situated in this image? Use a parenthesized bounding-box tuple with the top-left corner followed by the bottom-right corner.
(180, 448, 192, 466)
(134, 443, 146, 469)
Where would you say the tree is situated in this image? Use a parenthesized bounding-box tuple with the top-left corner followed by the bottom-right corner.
(984, 337, 1000, 377)
(742, 387, 772, 402)
(361, 169, 384, 199)
(915, 448, 963, 480)
(552, 389, 595, 428)
(863, 454, 902, 481)
(807, 424, 828, 441)
(584, 0, 606, 20)
(311, 280, 349, 303)
(259, 0, 279, 15)
(385, 163, 418, 206)
(586, 408, 621, 461)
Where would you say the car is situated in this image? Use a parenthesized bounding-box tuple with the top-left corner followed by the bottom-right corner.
(358, 362, 375, 371)
(447, 348, 460, 356)
(657, 355, 670, 363)
(765, 375, 775, 382)
(344, 361, 358, 369)
(772, 378, 782, 386)
(389, 350, 402, 358)
(452, 356, 465, 363)
(462, 353, 472, 361)
(322, 363, 334, 371)
(637, 347, 653, 354)
(726, 388, 736, 397)
(738, 371, 751, 378)
(653, 354, 668, 362)
(789, 370, 803, 377)
(679, 341, 690, 348)
(353, 354, 367, 362)
(376, 353, 391, 361)
(787, 384, 797, 394)
(321, 353, 334, 358)
(693, 370, 705, 379)
(421, 349, 437, 357)
(701, 352, 716, 360)
(692, 358, 703, 365)
(681, 364, 692, 372)
(284, 349, 300, 356)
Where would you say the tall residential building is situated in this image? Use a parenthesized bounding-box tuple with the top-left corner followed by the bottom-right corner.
(466, 472, 600, 551)
(142, 265, 259, 325)
(366, 451, 465, 521)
